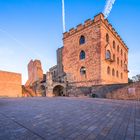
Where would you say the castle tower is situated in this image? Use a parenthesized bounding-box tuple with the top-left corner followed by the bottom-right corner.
(62, 13, 128, 87)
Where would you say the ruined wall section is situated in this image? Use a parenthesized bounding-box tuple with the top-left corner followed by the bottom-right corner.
(26, 59, 43, 86)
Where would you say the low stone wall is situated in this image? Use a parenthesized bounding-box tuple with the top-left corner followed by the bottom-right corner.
(66, 84, 128, 98)
(0, 71, 22, 97)
(106, 83, 140, 100)
(91, 84, 127, 98)
(67, 86, 91, 97)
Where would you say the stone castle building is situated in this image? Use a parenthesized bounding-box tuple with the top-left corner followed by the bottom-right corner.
(0, 13, 131, 98)
(63, 13, 128, 87)
(25, 13, 129, 97)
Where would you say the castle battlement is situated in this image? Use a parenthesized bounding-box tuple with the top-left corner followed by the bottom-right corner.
(103, 19, 128, 50)
(63, 13, 104, 39)
(63, 13, 128, 50)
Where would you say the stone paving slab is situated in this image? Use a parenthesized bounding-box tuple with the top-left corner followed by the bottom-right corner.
(0, 97, 140, 140)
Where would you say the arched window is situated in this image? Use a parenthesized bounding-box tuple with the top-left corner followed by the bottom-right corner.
(124, 64, 127, 71)
(80, 67, 86, 75)
(113, 41, 116, 49)
(80, 50, 86, 60)
(121, 73, 123, 79)
(106, 50, 111, 59)
(79, 36, 85, 45)
(112, 69, 115, 76)
(107, 66, 110, 75)
(116, 71, 119, 77)
(113, 54, 116, 61)
(117, 57, 119, 65)
(124, 53, 126, 60)
(121, 60, 123, 67)
(121, 49, 123, 56)
(117, 45, 120, 53)
(106, 33, 109, 43)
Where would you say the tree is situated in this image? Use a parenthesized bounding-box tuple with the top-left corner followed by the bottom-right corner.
(132, 74, 140, 82)
(128, 78, 133, 84)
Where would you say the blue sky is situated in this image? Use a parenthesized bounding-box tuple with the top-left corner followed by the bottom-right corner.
(0, 0, 140, 84)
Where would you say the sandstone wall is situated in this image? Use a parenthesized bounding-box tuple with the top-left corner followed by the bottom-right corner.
(63, 15, 102, 87)
(66, 84, 127, 98)
(106, 82, 140, 100)
(0, 71, 22, 97)
(100, 20, 128, 84)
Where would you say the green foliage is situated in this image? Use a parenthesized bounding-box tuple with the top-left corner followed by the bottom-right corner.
(132, 74, 140, 82)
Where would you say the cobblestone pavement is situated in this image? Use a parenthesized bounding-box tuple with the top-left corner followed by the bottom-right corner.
(0, 97, 140, 140)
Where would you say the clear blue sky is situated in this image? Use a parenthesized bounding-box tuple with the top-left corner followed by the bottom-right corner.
(0, 0, 140, 84)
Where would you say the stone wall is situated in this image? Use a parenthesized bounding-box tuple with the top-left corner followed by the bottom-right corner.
(67, 86, 91, 97)
(100, 18, 128, 84)
(66, 84, 128, 98)
(57, 47, 64, 77)
(106, 82, 140, 100)
(63, 15, 101, 86)
(0, 71, 22, 97)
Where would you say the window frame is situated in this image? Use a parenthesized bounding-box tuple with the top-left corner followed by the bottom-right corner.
(106, 50, 111, 60)
(80, 50, 86, 60)
(79, 35, 86, 45)
(80, 67, 86, 76)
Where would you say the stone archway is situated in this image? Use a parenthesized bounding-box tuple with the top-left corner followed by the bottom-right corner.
(53, 85, 65, 96)
(40, 85, 46, 97)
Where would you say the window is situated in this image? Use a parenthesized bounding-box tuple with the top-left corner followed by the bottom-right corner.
(124, 64, 127, 71)
(107, 66, 110, 75)
(106, 33, 109, 43)
(116, 71, 119, 77)
(80, 67, 86, 75)
(117, 45, 120, 53)
(113, 41, 116, 49)
(121, 49, 123, 56)
(117, 57, 119, 65)
(79, 36, 85, 45)
(124, 53, 126, 60)
(80, 50, 86, 60)
(112, 69, 115, 76)
(121, 60, 123, 67)
(113, 54, 116, 61)
(121, 73, 123, 79)
(106, 50, 111, 59)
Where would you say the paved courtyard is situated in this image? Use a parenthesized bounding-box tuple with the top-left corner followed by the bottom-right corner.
(0, 97, 140, 140)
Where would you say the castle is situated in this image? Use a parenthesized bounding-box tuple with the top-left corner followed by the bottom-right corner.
(23, 13, 129, 97)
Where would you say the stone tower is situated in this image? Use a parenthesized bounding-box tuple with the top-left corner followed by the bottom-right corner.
(26, 59, 43, 86)
(62, 13, 128, 87)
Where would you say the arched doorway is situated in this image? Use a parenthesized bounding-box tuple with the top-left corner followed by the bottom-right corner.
(40, 85, 46, 97)
(53, 85, 65, 96)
